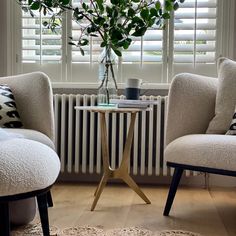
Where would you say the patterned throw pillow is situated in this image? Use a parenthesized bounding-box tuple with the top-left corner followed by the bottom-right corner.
(0, 85, 23, 128)
(226, 107, 236, 135)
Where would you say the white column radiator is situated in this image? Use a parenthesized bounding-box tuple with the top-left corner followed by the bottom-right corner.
(53, 94, 197, 178)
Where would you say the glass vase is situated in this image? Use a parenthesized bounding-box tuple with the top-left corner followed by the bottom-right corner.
(97, 46, 118, 106)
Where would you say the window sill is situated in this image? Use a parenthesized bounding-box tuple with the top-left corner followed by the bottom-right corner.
(52, 82, 170, 90)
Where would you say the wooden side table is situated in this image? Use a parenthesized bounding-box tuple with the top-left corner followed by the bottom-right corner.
(75, 106, 151, 211)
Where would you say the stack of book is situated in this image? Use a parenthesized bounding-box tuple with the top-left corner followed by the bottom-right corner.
(110, 99, 158, 108)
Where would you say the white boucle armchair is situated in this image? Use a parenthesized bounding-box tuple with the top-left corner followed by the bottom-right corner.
(0, 72, 60, 235)
(163, 73, 236, 216)
(0, 72, 55, 142)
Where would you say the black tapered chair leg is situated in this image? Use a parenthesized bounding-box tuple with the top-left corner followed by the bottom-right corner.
(163, 167, 183, 216)
(47, 191, 53, 207)
(37, 193, 50, 236)
(0, 202, 10, 236)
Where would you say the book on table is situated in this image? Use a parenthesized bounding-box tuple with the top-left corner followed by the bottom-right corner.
(117, 103, 148, 108)
(110, 99, 157, 108)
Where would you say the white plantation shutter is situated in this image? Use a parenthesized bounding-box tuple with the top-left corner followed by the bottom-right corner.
(70, 0, 103, 83)
(71, 0, 163, 65)
(21, 9, 63, 82)
(71, 21, 102, 63)
(16, 0, 227, 84)
(22, 11, 62, 63)
(173, 0, 217, 63)
(170, 0, 218, 79)
(70, 0, 164, 83)
(71, 0, 103, 63)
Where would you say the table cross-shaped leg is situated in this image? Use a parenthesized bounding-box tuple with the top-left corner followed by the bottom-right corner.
(91, 111, 151, 211)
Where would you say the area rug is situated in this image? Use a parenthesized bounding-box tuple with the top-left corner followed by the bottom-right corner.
(12, 223, 203, 236)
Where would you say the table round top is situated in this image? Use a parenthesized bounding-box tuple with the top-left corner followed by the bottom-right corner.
(74, 106, 150, 113)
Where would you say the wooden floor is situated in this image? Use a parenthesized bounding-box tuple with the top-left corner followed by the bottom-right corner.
(47, 183, 236, 236)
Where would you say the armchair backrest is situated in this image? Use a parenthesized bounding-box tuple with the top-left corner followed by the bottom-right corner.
(0, 72, 55, 142)
(165, 73, 218, 146)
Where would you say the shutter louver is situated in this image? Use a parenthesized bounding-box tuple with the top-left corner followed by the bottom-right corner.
(22, 11, 62, 63)
(173, 0, 217, 64)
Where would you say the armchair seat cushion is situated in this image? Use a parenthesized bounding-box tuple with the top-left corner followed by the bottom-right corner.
(165, 134, 236, 172)
(0, 139, 60, 197)
(6, 128, 55, 150)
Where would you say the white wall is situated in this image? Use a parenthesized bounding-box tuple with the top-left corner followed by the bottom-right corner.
(235, 6, 236, 60)
(0, 0, 7, 76)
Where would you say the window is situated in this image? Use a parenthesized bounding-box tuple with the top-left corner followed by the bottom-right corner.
(11, 0, 235, 86)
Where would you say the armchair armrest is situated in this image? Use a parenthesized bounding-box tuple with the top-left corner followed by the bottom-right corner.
(0, 72, 55, 142)
(165, 73, 218, 146)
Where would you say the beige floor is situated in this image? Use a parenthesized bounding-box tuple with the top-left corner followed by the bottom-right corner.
(48, 183, 236, 236)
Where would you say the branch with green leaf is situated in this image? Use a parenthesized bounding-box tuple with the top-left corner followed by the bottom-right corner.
(17, 0, 185, 57)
